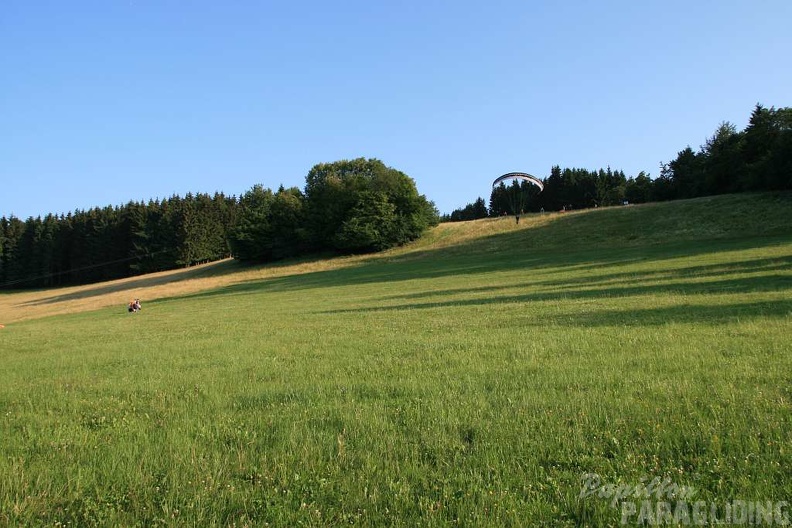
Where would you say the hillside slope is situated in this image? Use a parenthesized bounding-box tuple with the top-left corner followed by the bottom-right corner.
(0, 192, 790, 525)
(1, 192, 790, 325)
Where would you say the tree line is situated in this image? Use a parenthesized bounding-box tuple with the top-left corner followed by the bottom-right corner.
(0, 159, 438, 289)
(446, 103, 791, 221)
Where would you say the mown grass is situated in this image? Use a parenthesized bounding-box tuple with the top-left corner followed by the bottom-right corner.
(0, 193, 791, 526)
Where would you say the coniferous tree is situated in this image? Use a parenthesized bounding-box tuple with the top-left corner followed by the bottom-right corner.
(741, 104, 792, 190)
(624, 172, 653, 204)
(700, 122, 744, 195)
(1, 217, 25, 286)
(0, 220, 4, 284)
(447, 197, 490, 222)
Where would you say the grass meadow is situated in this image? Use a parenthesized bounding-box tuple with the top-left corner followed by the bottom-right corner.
(1, 193, 791, 526)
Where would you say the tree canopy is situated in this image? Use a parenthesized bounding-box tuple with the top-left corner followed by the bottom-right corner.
(302, 158, 439, 253)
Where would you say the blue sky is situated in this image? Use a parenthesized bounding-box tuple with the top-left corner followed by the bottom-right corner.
(1, 1, 790, 219)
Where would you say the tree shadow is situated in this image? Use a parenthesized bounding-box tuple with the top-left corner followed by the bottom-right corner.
(164, 230, 791, 306)
(543, 299, 792, 327)
(19, 250, 367, 306)
(20, 259, 243, 306)
(375, 255, 792, 303)
(539, 255, 792, 291)
(317, 274, 792, 319)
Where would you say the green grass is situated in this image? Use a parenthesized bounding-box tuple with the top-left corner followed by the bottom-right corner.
(1, 193, 791, 526)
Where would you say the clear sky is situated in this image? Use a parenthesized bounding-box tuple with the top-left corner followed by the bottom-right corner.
(1, 1, 790, 219)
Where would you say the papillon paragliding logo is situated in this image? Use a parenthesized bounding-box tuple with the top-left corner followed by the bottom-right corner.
(492, 172, 544, 224)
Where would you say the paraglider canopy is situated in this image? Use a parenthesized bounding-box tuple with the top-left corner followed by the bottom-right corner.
(492, 172, 544, 192)
(491, 172, 544, 224)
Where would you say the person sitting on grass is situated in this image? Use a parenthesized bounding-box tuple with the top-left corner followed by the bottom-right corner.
(128, 299, 141, 313)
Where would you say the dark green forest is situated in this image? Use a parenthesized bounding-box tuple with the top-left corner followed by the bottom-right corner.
(447, 103, 791, 221)
(0, 159, 437, 289)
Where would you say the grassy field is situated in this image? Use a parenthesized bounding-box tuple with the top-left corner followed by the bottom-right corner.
(1, 193, 791, 526)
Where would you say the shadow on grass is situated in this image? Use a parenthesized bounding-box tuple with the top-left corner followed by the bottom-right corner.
(318, 274, 792, 315)
(19, 259, 240, 306)
(21, 255, 344, 306)
(375, 255, 792, 303)
(615, 299, 787, 326)
(162, 231, 791, 307)
(545, 298, 792, 327)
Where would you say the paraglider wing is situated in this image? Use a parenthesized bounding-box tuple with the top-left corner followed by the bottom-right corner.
(492, 172, 544, 192)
